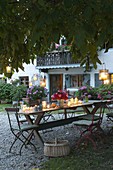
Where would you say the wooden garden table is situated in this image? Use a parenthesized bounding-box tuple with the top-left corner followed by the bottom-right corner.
(18, 100, 109, 146)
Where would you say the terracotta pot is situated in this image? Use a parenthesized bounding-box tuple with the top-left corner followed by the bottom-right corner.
(22, 97, 30, 104)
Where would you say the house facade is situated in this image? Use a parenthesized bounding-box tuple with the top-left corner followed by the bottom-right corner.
(36, 48, 113, 100)
(6, 60, 44, 87)
(1, 48, 112, 102)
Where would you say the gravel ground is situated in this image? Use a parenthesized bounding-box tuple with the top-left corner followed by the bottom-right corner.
(0, 112, 111, 170)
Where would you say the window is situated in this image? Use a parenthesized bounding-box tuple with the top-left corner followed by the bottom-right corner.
(19, 76, 29, 87)
(0, 78, 6, 83)
(95, 74, 102, 87)
(65, 74, 90, 89)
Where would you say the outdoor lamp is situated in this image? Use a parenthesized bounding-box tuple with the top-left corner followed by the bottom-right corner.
(40, 79, 46, 87)
(29, 81, 33, 87)
(40, 76, 46, 87)
(99, 63, 109, 81)
(103, 78, 110, 84)
(6, 65, 12, 73)
(33, 74, 38, 81)
(99, 69, 109, 81)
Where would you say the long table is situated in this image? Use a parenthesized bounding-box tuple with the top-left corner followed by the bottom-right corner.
(19, 100, 109, 146)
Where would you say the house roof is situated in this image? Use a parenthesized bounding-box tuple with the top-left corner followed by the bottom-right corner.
(36, 64, 81, 70)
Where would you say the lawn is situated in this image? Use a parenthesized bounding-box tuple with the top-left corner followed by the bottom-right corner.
(41, 135, 113, 170)
(0, 103, 12, 112)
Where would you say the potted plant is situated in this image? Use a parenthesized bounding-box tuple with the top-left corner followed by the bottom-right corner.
(51, 90, 68, 107)
(26, 85, 48, 105)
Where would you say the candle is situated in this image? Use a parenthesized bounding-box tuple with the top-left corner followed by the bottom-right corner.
(75, 97, 78, 104)
(42, 101, 47, 109)
(78, 100, 82, 104)
(70, 98, 74, 104)
(68, 100, 71, 107)
(47, 104, 50, 109)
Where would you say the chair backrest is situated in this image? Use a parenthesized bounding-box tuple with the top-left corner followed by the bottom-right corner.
(5, 107, 20, 131)
(93, 102, 106, 123)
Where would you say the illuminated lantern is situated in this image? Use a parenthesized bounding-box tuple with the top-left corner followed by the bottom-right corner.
(6, 65, 11, 73)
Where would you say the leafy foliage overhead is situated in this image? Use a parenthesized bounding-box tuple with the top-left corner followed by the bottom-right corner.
(0, 0, 113, 74)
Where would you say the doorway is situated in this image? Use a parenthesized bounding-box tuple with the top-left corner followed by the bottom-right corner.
(50, 74, 63, 99)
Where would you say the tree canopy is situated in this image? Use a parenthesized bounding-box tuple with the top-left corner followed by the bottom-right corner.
(0, 0, 113, 75)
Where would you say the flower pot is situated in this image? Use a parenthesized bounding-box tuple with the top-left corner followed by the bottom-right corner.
(22, 97, 30, 104)
(58, 99, 64, 108)
(29, 99, 41, 106)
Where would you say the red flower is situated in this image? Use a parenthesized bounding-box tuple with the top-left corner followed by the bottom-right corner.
(51, 90, 68, 100)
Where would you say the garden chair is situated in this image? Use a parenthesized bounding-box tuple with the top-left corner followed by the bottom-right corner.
(73, 103, 105, 149)
(5, 107, 39, 155)
(106, 102, 113, 133)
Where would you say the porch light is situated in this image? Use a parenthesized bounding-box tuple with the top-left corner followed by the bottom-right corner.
(40, 76, 46, 87)
(103, 79, 110, 84)
(99, 63, 109, 81)
(33, 74, 38, 81)
(29, 81, 33, 87)
(6, 65, 12, 73)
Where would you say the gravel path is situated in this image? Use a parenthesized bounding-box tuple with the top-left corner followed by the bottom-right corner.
(0, 112, 111, 170)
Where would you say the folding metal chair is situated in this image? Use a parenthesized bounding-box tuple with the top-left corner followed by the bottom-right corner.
(106, 102, 113, 133)
(73, 103, 105, 149)
(5, 107, 39, 155)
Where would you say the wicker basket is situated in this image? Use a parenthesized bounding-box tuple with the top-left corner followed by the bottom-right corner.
(44, 138, 70, 157)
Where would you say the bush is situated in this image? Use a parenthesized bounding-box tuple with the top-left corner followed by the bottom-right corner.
(76, 84, 113, 100)
(10, 85, 27, 101)
(0, 83, 13, 102)
(0, 82, 27, 103)
(97, 84, 113, 100)
(75, 86, 97, 100)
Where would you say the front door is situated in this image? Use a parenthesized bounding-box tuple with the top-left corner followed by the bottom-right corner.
(50, 74, 63, 100)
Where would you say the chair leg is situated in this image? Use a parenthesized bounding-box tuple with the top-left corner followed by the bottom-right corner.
(9, 131, 26, 153)
(76, 132, 97, 149)
(19, 131, 37, 155)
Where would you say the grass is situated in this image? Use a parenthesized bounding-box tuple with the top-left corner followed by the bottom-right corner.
(41, 135, 113, 170)
(0, 103, 12, 112)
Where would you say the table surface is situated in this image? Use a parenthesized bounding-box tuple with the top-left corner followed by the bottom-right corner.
(18, 100, 109, 115)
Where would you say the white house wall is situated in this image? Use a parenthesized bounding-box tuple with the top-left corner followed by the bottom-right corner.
(90, 48, 113, 87)
(9, 60, 39, 83)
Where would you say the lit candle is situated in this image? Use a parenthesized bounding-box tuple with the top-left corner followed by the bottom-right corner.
(78, 100, 82, 104)
(42, 101, 47, 109)
(68, 100, 71, 107)
(75, 97, 78, 104)
(47, 104, 50, 109)
(70, 98, 74, 104)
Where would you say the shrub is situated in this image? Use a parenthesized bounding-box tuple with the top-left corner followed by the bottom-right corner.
(97, 84, 113, 100)
(76, 84, 113, 100)
(10, 85, 27, 101)
(75, 85, 98, 100)
(0, 82, 13, 102)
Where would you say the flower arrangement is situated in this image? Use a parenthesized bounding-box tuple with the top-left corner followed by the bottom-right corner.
(51, 90, 68, 100)
(76, 86, 92, 100)
(26, 85, 48, 100)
